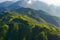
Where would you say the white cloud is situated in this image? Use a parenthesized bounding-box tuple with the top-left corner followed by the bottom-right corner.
(39, 0, 60, 6)
(25, 0, 60, 6)
(27, 0, 32, 4)
(0, 0, 60, 6)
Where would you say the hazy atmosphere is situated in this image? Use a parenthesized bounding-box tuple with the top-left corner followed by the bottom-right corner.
(0, 0, 60, 6)
(0, 0, 60, 40)
(0, 0, 60, 17)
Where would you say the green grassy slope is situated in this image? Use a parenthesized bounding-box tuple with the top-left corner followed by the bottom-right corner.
(0, 12, 60, 40)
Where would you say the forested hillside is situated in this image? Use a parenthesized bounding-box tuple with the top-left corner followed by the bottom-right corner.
(0, 12, 60, 40)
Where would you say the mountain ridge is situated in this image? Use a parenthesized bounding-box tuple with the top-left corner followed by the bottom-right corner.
(0, 12, 60, 40)
(0, 1, 60, 40)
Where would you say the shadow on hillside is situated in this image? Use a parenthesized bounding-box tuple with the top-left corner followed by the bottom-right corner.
(0, 18, 60, 40)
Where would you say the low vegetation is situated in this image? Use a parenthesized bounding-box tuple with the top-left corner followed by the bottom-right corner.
(0, 12, 60, 40)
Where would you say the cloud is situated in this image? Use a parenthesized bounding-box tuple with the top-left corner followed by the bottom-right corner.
(40, 0, 60, 6)
(27, 0, 32, 4)
(1, 0, 60, 6)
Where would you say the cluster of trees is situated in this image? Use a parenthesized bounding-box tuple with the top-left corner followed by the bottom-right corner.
(0, 12, 60, 40)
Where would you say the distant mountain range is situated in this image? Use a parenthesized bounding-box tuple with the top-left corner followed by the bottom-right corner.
(0, 0, 60, 16)
(0, 1, 60, 40)
(0, 1, 60, 27)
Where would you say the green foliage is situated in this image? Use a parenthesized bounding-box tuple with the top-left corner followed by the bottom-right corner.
(0, 12, 60, 40)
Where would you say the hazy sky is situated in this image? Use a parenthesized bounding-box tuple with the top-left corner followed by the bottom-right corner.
(0, 0, 60, 6)
(28, 0, 60, 6)
(40, 0, 60, 6)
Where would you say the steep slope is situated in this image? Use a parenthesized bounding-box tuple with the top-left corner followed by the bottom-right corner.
(11, 7, 60, 27)
(0, 1, 59, 27)
(0, 12, 60, 40)
(0, 0, 50, 12)
(0, 0, 60, 17)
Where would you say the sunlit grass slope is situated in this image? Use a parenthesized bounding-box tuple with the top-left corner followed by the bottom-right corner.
(0, 12, 60, 40)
